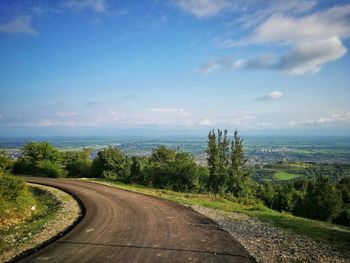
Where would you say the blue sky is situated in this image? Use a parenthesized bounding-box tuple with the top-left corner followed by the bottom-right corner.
(0, 0, 349, 136)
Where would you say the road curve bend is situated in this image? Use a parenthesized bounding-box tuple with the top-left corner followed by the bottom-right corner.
(20, 177, 255, 263)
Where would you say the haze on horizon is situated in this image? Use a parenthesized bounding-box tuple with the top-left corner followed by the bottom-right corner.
(0, 0, 349, 137)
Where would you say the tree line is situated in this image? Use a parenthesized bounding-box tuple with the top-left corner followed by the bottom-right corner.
(1, 129, 349, 226)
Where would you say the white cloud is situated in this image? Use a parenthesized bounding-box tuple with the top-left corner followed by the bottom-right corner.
(289, 113, 350, 127)
(199, 118, 211, 126)
(277, 37, 346, 75)
(0, 16, 37, 35)
(200, 36, 347, 75)
(148, 108, 185, 113)
(175, 0, 232, 18)
(63, 0, 107, 13)
(201, 3, 350, 75)
(257, 91, 284, 100)
(56, 111, 78, 117)
(199, 115, 256, 127)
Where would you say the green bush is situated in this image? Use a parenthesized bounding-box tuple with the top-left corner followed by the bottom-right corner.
(102, 170, 119, 181)
(35, 160, 67, 178)
(0, 149, 13, 172)
(91, 146, 130, 180)
(0, 172, 25, 202)
(62, 149, 92, 178)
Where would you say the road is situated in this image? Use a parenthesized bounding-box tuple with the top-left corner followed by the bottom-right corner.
(19, 177, 255, 263)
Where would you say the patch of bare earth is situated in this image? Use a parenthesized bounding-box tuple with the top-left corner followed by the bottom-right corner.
(192, 206, 349, 263)
(0, 184, 81, 262)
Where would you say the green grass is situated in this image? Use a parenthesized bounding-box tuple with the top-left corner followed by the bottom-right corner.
(0, 186, 61, 257)
(85, 178, 350, 253)
(274, 171, 303, 181)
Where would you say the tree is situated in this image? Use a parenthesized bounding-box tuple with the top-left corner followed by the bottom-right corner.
(206, 129, 220, 192)
(145, 146, 201, 191)
(63, 148, 92, 178)
(21, 142, 61, 164)
(91, 146, 129, 181)
(129, 156, 145, 184)
(228, 131, 253, 197)
(296, 175, 342, 221)
(13, 142, 65, 177)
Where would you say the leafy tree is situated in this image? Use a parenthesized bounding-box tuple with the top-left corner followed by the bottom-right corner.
(91, 146, 129, 181)
(145, 146, 201, 191)
(129, 156, 145, 184)
(21, 142, 61, 164)
(296, 175, 342, 221)
(63, 148, 92, 178)
(13, 142, 65, 177)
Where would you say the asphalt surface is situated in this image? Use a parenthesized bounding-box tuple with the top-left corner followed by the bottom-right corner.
(20, 177, 255, 263)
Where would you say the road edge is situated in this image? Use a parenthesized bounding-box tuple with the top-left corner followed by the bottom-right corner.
(7, 182, 86, 263)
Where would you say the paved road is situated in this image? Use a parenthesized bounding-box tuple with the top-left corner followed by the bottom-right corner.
(20, 177, 255, 263)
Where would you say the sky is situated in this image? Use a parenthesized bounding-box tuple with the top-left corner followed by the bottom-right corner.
(0, 0, 350, 136)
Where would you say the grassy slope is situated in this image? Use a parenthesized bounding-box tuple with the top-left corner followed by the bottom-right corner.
(86, 178, 350, 253)
(0, 186, 61, 256)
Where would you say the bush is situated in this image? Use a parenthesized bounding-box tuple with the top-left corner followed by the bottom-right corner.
(0, 149, 13, 172)
(144, 147, 201, 192)
(102, 170, 119, 181)
(35, 160, 67, 178)
(91, 146, 130, 180)
(63, 149, 92, 178)
(0, 172, 25, 202)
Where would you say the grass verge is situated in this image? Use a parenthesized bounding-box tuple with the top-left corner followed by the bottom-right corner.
(85, 178, 350, 253)
(0, 186, 61, 257)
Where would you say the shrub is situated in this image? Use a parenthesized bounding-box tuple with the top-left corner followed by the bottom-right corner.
(91, 146, 130, 180)
(35, 160, 67, 178)
(0, 172, 25, 202)
(102, 170, 119, 181)
(0, 149, 13, 172)
(62, 149, 92, 178)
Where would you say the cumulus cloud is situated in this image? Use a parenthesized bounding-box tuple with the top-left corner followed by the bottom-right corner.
(200, 3, 350, 75)
(199, 37, 347, 75)
(0, 16, 37, 35)
(256, 91, 284, 100)
(63, 0, 107, 13)
(175, 0, 232, 18)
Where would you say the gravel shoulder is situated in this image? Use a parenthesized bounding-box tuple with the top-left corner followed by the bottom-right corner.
(193, 206, 350, 263)
(0, 183, 82, 263)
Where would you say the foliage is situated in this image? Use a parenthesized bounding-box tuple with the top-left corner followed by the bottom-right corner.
(91, 146, 130, 181)
(206, 129, 253, 196)
(257, 175, 349, 226)
(13, 142, 65, 178)
(0, 150, 13, 172)
(0, 172, 25, 202)
(62, 149, 92, 178)
(144, 146, 202, 191)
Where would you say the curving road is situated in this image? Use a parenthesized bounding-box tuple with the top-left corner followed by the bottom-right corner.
(19, 177, 255, 263)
